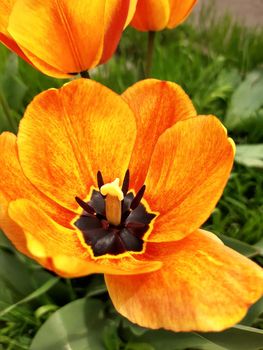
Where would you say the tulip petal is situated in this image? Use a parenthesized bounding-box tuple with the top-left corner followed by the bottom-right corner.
(17, 79, 136, 211)
(144, 115, 234, 241)
(0, 132, 75, 230)
(8, 199, 162, 277)
(131, 0, 170, 31)
(122, 79, 196, 191)
(8, 0, 105, 73)
(167, 0, 197, 29)
(0, 0, 31, 61)
(106, 230, 263, 332)
(0, 0, 15, 36)
(124, 0, 138, 27)
(100, 0, 130, 63)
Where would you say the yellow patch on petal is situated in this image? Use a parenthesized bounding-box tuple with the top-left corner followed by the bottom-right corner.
(25, 233, 47, 258)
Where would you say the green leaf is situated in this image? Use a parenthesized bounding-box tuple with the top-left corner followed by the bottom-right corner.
(103, 319, 122, 350)
(0, 250, 36, 302)
(125, 343, 155, 350)
(225, 70, 263, 129)
(131, 330, 224, 350)
(199, 325, 263, 350)
(0, 277, 59, 317)
(217, 233, 261, 257)
(30, 298, 107, 350)
(235, 144, 263, 168)
(0, 230, 12, 249)
(241, 297, 263, 326)
(0, 54, 27, 111)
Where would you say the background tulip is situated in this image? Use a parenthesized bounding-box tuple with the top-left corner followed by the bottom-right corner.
(0, 0, 138, 78)
(131, 0, 198, 32)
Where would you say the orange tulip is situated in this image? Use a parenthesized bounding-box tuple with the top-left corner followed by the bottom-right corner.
(0, 78, 262, 332)
(0, 0, 137, 78)
(131, 0, 198, 31)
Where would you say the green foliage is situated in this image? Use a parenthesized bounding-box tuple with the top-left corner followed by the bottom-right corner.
(0, 3, 263, 349)
(235, 144, 263, 168)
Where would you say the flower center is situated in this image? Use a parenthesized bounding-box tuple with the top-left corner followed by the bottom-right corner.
(74, 170, 156, 257)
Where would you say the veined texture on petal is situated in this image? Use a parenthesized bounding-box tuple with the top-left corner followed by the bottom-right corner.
(122, 79, 196, 191)
(106, 230, 263, 332)
(144, 115, 235, 241)
(17, 79, 137, 212)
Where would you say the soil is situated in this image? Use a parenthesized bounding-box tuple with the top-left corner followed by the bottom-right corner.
(193, 0, 263, 27)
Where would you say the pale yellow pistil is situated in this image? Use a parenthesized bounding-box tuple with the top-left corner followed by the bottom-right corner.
(100, 178, 124, 226)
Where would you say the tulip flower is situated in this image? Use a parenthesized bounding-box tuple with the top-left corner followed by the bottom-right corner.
(0, 78, 262, 332)
(131, 0, 198, 31)
(130, 0, 198, 76)
(0, 0, 137, 78)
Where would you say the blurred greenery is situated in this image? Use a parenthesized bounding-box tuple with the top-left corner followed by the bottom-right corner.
(0, 2, 263, 350)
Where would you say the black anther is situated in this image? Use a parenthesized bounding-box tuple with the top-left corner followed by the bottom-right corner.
(97, 171, 104, 189)
(75, 196, 95, 215)
(130, 185, 146, 210)
(122, 169, 130, 196)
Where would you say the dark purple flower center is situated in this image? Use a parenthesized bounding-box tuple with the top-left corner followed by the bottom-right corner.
(74, 170, 156, 257)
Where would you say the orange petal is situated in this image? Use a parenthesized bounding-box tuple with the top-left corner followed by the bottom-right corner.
(0, 0, 14, 36)
(167, 0, 197, 29)
(52, 253, 162, 278)
(131, 0, 170, 31)
(8, 0, 105, 74)
(17, 79, 136, 211)
(17, 46, 72, 78)
(0, 194, 29, 256)
(0, 0, 31, 62)
(100, 0, 130, 64)
(106, 230, 263, 332)
(0, 1, 66, 75)
(8, 199, 85, 257)
(8, 199, 162, 277)
(0, 33, 32, 65)
(122, 79, 196, 191)
(144, 115, 234, 241)
(0, 132, 75, 227)
(124, 0, 138, 27)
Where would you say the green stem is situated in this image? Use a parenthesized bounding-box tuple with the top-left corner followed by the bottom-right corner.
(145, 31, 156, 78)
(0, 91, 17, 133)
(80, 70, 91, 79)
(66, 279, 77, 301)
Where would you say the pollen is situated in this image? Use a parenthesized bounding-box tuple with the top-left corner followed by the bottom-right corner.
(100, 178, 124, 201)
(100, 178, 124, 226)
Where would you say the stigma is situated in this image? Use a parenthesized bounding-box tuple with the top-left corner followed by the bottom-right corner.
(100, 178, 124, 226)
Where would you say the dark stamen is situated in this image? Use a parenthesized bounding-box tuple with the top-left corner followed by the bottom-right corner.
(122, 169, 130, 196)
(97, 171, 104, 189)
(75, 196, 95, 215)
(126, 222, 146, 229)
(130, 185, 146, 210)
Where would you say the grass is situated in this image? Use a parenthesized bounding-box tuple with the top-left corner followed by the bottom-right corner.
(0, 3, 263, 349)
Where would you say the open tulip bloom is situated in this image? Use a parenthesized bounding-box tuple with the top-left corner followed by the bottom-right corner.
(131, 0, 198, 31)
(0, 0, 137, 78)
(0, 78, 262, 332)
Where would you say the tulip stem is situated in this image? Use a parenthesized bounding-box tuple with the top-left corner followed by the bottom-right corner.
(80, 70, 90, 79)
(145, 31, 156, 78)
(0, 91, 17, 133)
